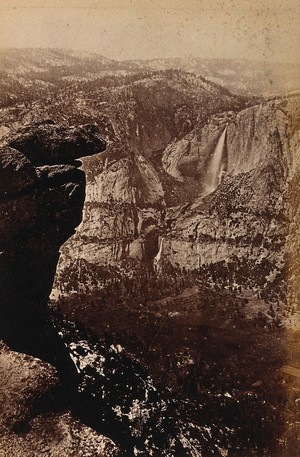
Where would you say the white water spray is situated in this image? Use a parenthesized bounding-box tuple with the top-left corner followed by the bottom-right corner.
(154, 237, 164, 273)
(203, 126, 227, 195)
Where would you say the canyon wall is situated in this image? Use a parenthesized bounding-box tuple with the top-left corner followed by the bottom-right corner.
(56, 95, 300, 297)
(163, 99, 294, 274)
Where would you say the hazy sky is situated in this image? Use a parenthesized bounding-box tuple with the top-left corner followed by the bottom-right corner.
(0, 0, 299, 63)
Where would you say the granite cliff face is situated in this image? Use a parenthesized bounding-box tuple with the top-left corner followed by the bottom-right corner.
(161, 99, 292, 272)
(0, 122, 121, 455)
(0, 120, 106, 356)
(47, 69, 251, 280)
(56, 95, 300, 299)
(154, 96, 299, 299)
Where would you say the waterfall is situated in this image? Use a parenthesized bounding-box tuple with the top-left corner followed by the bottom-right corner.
(203, 126, 227, 195)
(153, 237, 164, 274)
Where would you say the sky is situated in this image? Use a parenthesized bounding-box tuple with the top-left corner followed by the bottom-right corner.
(0, 0, 299, 64)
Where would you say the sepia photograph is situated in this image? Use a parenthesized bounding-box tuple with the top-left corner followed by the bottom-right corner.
(0, 0, 300, 455)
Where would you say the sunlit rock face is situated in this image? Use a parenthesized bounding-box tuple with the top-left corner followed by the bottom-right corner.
(162, 100, 290, 198)
(161, 99, 293, 272)
(56, 96, 300, 298)
(0, 121, 106, 358)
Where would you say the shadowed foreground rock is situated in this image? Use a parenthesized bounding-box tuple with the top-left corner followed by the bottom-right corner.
(0, 121, 105, 361)
(0, 342, 119, 456)
(0, 121, 120, 455)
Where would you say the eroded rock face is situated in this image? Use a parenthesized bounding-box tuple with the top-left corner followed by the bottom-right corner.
(0, 120, 106, 360)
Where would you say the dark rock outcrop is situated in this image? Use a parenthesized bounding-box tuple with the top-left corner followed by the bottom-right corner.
(0, 121, 122, 455)
(0, 121, 106, 361)
(7, 121, 106, 166)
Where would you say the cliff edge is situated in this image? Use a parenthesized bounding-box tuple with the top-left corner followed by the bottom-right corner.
(0, 121, 120, 455)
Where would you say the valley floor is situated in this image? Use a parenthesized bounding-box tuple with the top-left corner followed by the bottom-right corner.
(54, 276, 300, 456)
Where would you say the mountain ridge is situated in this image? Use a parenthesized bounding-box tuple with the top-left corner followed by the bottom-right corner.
(1, 47, 299, 96)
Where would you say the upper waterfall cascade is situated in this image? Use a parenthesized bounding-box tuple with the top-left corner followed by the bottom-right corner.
(203, 126, 227, 195)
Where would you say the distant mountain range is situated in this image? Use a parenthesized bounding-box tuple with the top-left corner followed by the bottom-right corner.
(126, 57, 300, 96)
(0, 48, 299, 96)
